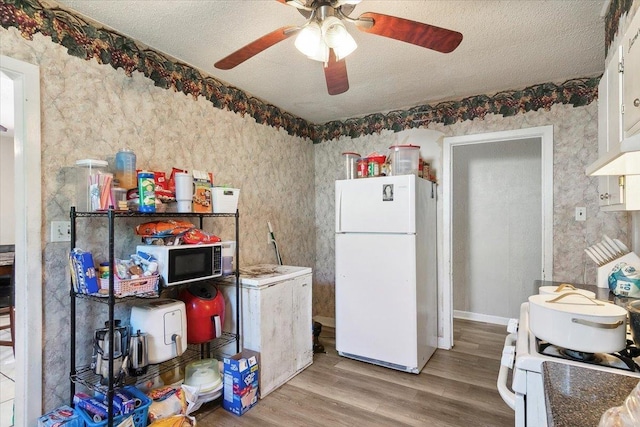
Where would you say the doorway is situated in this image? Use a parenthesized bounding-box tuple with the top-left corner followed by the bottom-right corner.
(440, 126, 553, 349)
(0, 55, 43, 425)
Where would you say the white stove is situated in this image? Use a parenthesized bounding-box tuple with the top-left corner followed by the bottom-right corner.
(498, 302, 640, 427)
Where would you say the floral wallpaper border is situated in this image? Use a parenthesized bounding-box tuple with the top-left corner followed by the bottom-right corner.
(1, 0, 601, 143)
(605, 0, 634, 56)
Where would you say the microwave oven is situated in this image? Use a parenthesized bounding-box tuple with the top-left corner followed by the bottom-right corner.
(136, 243, 222, 286)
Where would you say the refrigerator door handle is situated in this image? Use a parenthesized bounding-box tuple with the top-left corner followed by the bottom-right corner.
(337, 187, 343, 232)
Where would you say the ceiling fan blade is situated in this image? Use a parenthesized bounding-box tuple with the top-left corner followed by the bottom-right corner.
(214, 26, 299, 70)
(324, 49, 349, 95)
(356, 12, 462, 54)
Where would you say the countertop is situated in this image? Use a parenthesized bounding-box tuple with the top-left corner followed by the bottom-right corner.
(543, 361, 639, 426)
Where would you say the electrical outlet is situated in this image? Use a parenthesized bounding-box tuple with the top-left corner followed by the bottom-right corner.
(575, 207, 586, 221)
(51, 220, 71, 242)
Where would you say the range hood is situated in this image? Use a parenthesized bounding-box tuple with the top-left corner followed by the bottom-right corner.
(586, 132, 640, 176)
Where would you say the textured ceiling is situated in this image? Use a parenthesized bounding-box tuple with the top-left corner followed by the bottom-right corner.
(56, 0, 606, 124)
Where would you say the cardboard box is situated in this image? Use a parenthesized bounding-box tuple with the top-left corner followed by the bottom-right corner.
(38, 405, 82, 427)
(222, 350, 259, 415)
(192, 170, 212, 213)
(69, 249, 99, 294)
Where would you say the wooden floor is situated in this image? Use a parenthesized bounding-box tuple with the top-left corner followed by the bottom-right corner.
(195, 319, 515, 426)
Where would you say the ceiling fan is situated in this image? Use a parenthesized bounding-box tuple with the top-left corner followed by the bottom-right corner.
(214, 0, 463, 96)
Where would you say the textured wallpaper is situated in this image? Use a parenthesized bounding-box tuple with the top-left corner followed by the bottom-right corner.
(313, 103, 630, 318)
(1, 26, 316, 409)
(1, 8, 632, 414)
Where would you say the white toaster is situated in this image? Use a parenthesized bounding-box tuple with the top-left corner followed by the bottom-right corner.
(129, 299, 187, 364)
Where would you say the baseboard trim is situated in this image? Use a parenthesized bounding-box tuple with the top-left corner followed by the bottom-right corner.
(313, 316, 335, 329)
(453, 310, 510, 326)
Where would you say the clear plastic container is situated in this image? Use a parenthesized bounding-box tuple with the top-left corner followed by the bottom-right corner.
(342, 152, 360, 179)
(389, 145, 420, 176)
(115, 149, 137, 190)
(75, 159, 108, 211)
(599, 380, 640, 426)
(184, 358, 221, 392)
(221, 241, 236, 276)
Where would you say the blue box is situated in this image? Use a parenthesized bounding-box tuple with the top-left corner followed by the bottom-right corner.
(69, 249, 99, 294)
(222, 350, 260, 416)
(38, 405, 82, 427)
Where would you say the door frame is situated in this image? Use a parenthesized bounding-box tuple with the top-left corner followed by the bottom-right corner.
(440, 126, 553, 349)
(1, 55, 43, 424)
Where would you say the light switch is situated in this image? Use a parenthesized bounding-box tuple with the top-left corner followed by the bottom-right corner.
(575, 207, 586, 221)
(51, 221, 71, 242)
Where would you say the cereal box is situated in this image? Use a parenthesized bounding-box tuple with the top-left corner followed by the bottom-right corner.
(222, 350, 259, 416)
(38, 405, 82, 427)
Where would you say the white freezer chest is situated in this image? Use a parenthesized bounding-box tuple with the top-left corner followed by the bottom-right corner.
(218, 264, 313, 397)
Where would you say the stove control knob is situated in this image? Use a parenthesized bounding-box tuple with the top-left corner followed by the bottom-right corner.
(501, 345, 516, 368)
(506, 318, 519, 334)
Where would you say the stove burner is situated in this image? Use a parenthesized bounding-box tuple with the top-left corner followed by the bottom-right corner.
(536, 338, 640, 373)
(559, 348, 599, 363)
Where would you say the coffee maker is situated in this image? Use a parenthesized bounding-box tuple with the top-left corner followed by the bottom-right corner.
(92, 320, 128, 385)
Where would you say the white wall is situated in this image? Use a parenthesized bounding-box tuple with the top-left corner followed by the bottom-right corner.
(0, 133, 15, 245)
(452, 138, 541, 319)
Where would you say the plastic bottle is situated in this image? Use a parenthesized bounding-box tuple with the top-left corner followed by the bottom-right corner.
(115, 149, 137, 190)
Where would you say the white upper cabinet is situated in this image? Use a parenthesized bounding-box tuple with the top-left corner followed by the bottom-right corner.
(588, 10, 640, 178)
(590, 11, 640, 209)
(597, 46, 625, 208)
(623, 11, 640, 137)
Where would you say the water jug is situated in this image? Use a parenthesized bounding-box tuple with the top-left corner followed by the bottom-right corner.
(115, 149, 137, 190)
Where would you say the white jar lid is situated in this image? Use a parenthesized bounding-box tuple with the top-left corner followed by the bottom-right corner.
(75, 159, 108, 168)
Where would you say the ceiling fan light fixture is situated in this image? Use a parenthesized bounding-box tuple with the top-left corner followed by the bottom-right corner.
(332, 31, 357, 61)
(307, 40, 330, 63)
(294, 22, 323, 57)
(320, 16, 357, 60)
(286, 0, 308, 9)
(322, 16, 347, 48)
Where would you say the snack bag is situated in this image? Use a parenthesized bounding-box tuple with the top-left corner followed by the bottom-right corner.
(608, 262, 640, 297)
(147, 386, 187, 422)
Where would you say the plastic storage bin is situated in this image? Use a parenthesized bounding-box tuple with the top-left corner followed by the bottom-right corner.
(389, 145, 420, 176)
(212, 187, 240, 213)
(99, 273, 160, 298)
(76, 386, 151, 427)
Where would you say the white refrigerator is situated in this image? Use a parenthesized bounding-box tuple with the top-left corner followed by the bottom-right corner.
(335, 174, 437, 373)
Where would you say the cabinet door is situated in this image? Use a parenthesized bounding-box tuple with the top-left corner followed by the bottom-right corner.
(597, 47, 624, 207)
(607, 45, 623, 151)
(623, 11, 640, 136)
(292, 274, 313, 372)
